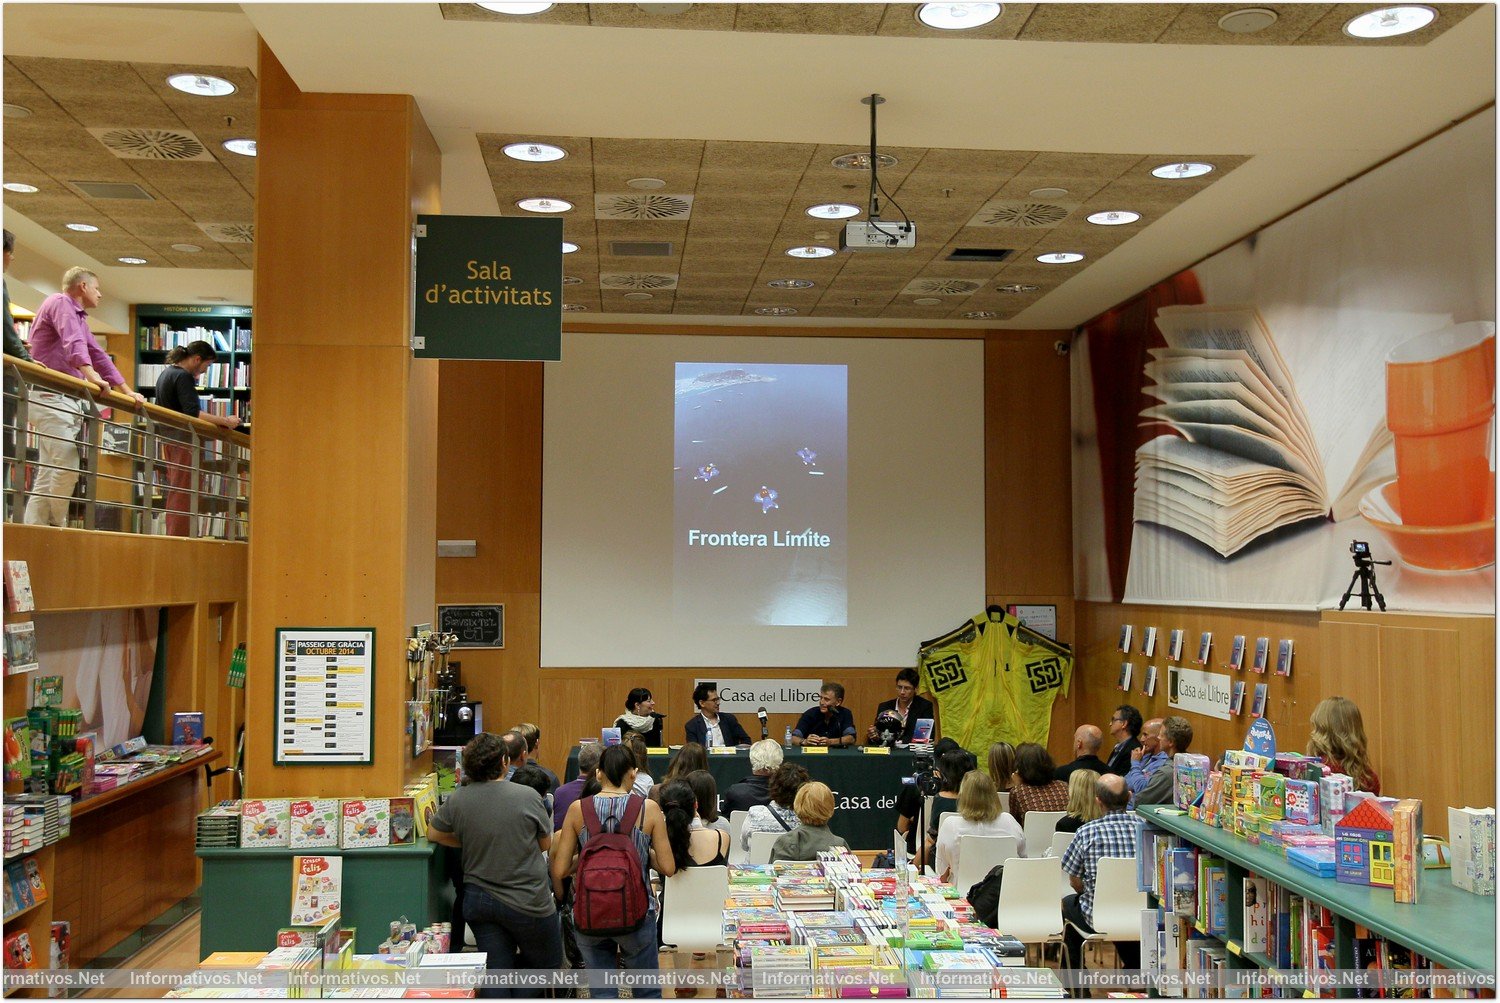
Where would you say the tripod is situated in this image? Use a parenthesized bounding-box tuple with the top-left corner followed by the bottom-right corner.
(1339, 557, 1390, 611)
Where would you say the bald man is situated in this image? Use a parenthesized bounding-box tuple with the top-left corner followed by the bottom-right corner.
(1125, 717, 1168, 795)
(1055, 724, 1110, 782)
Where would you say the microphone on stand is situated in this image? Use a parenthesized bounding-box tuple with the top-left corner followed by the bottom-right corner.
(757, 707, 769, 740)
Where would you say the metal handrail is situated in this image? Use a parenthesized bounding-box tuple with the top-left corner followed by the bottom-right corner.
(3, 357, 251, 540)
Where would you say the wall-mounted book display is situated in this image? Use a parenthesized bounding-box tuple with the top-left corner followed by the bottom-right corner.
(1167, 629, 1185, 662)
(1143, 664, 1158, 698)
(1276, 638, 1295, 677)
(1228, 635, 1246, 672)
(1118, 624, 1134, 653)
(1141, 626, 1158, 658)
(1252, 636, 1270, 673)
(274, 628, 375, 765)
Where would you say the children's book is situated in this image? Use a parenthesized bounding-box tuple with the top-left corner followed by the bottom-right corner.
(4, 622, 38, 676)
(1228, 635, 1246, 672)
(1252, 637, 1270, 673)
(240, 799, 291, 848)
(389, 797, 416, 845)
(290, 855, 343, 926)
(30, 676, 62, 709)
(3, 718, 30, 781)
(1275, 639, 1295, 677)
(4, 561, 34, 613)
(171, 712, 205, 746)
(340, 798, 390, 848)
(1242, 877, 1270, 954)
(1140, 625, 1157, 657)
(1169, 847, 1197, 918)
(289, 799, 340, 849)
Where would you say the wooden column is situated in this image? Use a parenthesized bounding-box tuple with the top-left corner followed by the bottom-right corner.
(247, 42, 439, 797)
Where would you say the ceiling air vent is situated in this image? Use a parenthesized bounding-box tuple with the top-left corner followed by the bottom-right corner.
(599, 273, 678, 291)
(88, 126, 215, 162)
(609, 241, 675, 257)
(947, 248, 1015, 263)
(901, 278, 984, 297)
(197, 222, 255, 244)
(68, 180, 156, 201)
(595, 193, 694, 220)
(970, 201, 1071, 228)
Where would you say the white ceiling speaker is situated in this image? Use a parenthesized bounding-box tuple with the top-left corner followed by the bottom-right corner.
(1217, 8, 1278, 33)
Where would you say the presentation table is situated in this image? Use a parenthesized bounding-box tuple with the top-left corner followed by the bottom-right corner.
(565, 745, 919, 849)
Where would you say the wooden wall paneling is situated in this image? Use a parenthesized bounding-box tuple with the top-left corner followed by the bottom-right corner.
(1378, 625, 1459, 822)
(1318, 615, 1382, 702)
(1454, 615, 1496, 814)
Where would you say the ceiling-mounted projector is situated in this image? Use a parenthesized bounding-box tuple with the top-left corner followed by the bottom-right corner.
(841, 220, 917, 250)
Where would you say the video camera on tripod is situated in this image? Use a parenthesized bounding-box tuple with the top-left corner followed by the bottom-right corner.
(909, 744, 939, 795)
(1339, 540, 1392, 611)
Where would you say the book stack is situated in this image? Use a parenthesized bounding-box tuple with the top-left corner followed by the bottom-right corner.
(9, 795, 59, 847)
(1287, 843, 1337, 877)
(195, 802, 242, 849)
(747, 944, 812, 999)
(774, 875, 834, 911)
(918, 949, 994, 998)
(994, 967, 1065, 998)
(1, 804, 42, 860)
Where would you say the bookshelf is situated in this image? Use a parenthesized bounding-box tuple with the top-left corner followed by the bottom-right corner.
(2, 845, 56, 998)
(1138, 804, 1495, 987)
(133, 304, 252, 428)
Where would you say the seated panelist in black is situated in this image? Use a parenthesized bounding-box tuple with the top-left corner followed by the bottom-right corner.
(614, 686, 665, 747)
(791, 683, 857, 747)
(866, 666, 936, 746)
(683, 683, 753, 748)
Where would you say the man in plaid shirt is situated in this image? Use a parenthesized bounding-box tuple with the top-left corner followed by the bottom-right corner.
(1061, 773, 1140, 970)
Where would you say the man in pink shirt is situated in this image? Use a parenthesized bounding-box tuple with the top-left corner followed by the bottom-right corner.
(23, 267, 143, 526)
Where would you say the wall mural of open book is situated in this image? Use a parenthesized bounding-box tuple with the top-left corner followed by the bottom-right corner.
(1072, 108, 1495, 612)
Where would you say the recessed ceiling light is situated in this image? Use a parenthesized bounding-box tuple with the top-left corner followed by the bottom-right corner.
(831, 152, 898, 171)
(503, 142, 566, 162)
(964, 311, 999, 319)
(172, 243, 204, 253)
(996, 283, 1040, 293)
(562, 303, 587, 312)
(913, 297, 943, 306)
(474, 2, 554, 13)
(916, 3, 1003, 30)
(516, 197, 572, 213)
(1086, 210, 1141, 226)
(622, 292, 654, 301)
(3, 104, 31, 119)
(754, 306, 798, 316)
(786, 246, 836, 259)
(65, 223, 99, 232)
(561, 241, 579, 254)
(562, 276, 583, 286)
(768, 279, 815, 290)
(117, 257, 149, 265)
(1151, 161, 1215, 180)
(1029, 187, 1068, 199)
(222, 138, 256, 157)
(1344, 5, 1436, 37)
(167, 73, 236, 97)
(3, 182, 38, 194)
(626, 177, 666, 190)
(807, 203, 860, 220)
(1218, 7, 1278, 33)
(1037, 252, 1084, 264)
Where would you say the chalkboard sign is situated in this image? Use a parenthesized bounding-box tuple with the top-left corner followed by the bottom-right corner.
(437, 604, 504, 648)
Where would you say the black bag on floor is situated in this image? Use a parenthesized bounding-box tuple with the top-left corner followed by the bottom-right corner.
(966, 863, 1005, 929)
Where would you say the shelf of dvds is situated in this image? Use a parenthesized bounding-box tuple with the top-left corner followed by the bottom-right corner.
(1138, 804, 1495, 975)
(132, 304, 252, 427)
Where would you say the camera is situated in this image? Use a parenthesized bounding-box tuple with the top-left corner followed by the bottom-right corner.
(909, 745, 939, 795)
(1350, 540, 1370, 556)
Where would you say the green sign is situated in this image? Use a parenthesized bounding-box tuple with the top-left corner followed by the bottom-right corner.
(413, 214, 563, 361)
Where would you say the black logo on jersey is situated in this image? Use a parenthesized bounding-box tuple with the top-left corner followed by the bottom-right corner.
(1025, 656, 1064, 694)
(927, 655, 968, 693)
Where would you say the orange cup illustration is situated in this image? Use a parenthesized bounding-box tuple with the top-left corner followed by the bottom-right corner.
(1385, 322, 1496, 527)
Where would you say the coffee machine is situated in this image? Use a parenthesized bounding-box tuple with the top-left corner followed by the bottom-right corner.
(433, 660, 483, 746)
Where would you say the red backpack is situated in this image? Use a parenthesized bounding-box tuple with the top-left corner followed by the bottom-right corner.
(572, 795, 650, 937)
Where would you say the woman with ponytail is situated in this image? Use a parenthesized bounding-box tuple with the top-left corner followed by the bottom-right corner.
(658, 780, 730, 870)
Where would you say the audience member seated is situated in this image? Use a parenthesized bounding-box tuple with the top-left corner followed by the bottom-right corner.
(650, 742, 707, 802)
(769, 782, 848, 862)
(623, 733, 655, 797)
(1307, 696, 1381, 795)
(615, 687, 665, 747)
(1124, 717, 1166, 796)
(686, 769, 731, 835)
(721, 740, 782, 815)
(894, 737, 959, 858)
(683, 683, 753, 748)
(660, 780, 731, 866)
(1061, 774, 1139, 969)
(1055, 725, 1110, 782)
(501, 730, 529, 779)
(741, 762, 809, 851)
(987, 741, 1016, 797)
(1103, 704, 1143, 777)
(1136, 716, 1192, 806)
(790, 683, 857, 747)
(553, 742, 600, 830)
(513, 723, 559, 793)
(509, 763, 555, 819)
(934, 770, 1025, 883)
(866, 667, 935, 746)
(1053, 768, 1103, 834)
(1008, 743, 1068, 827)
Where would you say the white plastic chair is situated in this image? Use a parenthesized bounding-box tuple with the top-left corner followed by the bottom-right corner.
(993, 855, 1067, 967)
(1022, 810, 1066, 858)
(1066, 857, 1147, 966)
(748, 829, 781, 864)
(727, 810, 749, 864)
(660, 865, 729, 952)
(1049, 831, 1076, 895)
(952, 833, 1019, 893)
(997, 791, 1010, 817)
(937, 810, 958, 831)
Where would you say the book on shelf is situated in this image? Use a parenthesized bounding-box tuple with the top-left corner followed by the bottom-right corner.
(1194, 630, 1212, 665)
(1242, 876, 1269, 955)
(4, 621, 39, 675)
(171, 712, 204, 746)
(1250, 682, 1268, 718)
(1117, 662, 1132, 691)
(288, 799, 339, 849)
(1141, 625, 1157, 657)
(1167, 629, 1184, 662)
(1143, 664, 1158, 697)
(1252, 636, 1270, 673)
(4, 560, 34, 613)
(1118, 624, 1134, 653)
(1134, 303, 1393, 558)
(1228, 635, 1245, 671)
(1275, 638, 1295, 677)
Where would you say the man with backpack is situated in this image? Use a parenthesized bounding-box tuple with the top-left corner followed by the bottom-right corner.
(551, 744, 676, 999)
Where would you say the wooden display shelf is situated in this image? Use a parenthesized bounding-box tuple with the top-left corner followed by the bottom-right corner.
(71, 751, 220, 819)
(1, 844, 56, 999)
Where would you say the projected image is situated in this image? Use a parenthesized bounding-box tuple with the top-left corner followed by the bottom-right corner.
(674, 363, 848, 626)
